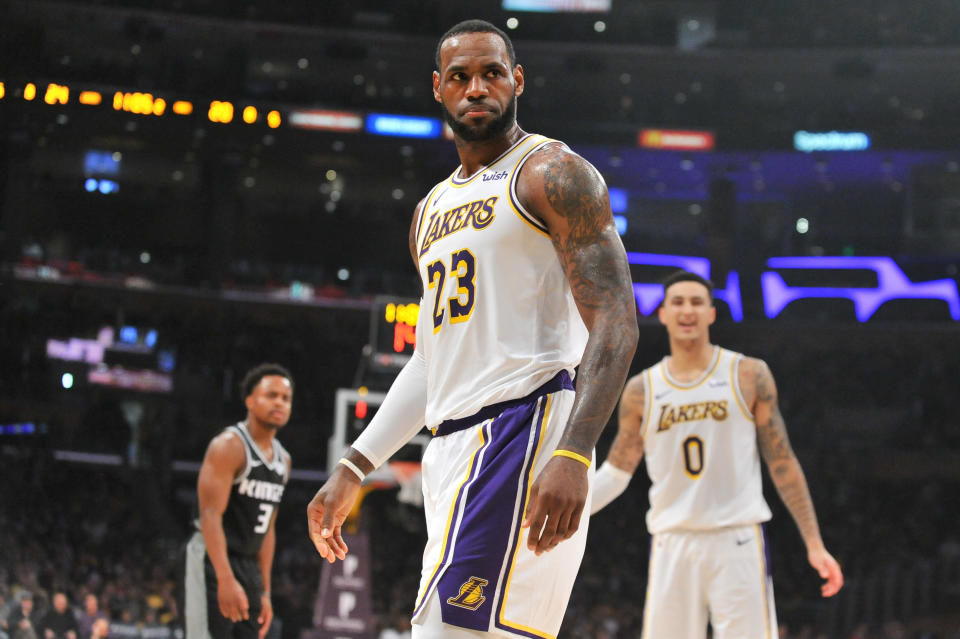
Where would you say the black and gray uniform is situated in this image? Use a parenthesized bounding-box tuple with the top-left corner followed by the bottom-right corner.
(185, 422, 290, 639)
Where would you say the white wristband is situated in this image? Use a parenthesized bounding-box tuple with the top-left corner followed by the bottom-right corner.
(590, 461, 633, 515)
(338, 457, 365, 482)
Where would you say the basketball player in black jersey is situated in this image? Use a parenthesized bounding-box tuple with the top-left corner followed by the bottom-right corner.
(184, 364, 293, 639)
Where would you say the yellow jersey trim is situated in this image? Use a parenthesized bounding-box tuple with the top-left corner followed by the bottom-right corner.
(659, 345, 722, 390)
(731, 353, 754, 421)
(639, 369, 654, 440)
(640, 534, 658, 639)
(755, 524, 773, 639)
(496, 394, 557, 639)
(447, 134, 538, 188)
(506, 136, 553, 237)
(416, 182, 445, 250)
(413, 423, 489, 612)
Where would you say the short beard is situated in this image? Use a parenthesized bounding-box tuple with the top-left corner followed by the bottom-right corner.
(442, 98, 516, 142)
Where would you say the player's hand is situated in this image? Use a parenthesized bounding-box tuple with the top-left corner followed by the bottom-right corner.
(217, 576, 249, 622)
(522, 455, 588, 555)
(808, 547, 844, 597)
(307, 468, 361, 563)
(257, 594, 273, 639)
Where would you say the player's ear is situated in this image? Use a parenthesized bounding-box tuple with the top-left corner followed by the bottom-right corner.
(513, 64, 524, 97)
(432, 70, 442, 103)
(244, 393, 254, 412)
(657, 304, 667, 326)
(708, 304, 716, 325)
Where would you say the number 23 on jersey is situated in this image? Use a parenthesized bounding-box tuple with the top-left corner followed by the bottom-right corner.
(426, 248, 477, 333)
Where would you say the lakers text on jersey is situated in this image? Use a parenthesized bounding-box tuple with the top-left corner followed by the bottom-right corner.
(414, 133, 588, 429)
(641, 347, 772, 534)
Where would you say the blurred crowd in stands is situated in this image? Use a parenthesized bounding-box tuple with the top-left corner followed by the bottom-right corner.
(717, 0, 960, 47)
(2, 279, 960, 638)
(37, 0, 960, 47)
(5, 0, 960, 636)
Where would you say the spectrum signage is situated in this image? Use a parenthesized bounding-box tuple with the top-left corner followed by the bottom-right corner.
(794, 130, 870, 152)
(627, 253, 959, 322)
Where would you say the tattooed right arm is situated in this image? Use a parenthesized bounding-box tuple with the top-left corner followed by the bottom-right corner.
(606, 373, 646, 473)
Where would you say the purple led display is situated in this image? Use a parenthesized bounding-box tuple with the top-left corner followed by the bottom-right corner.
(626, 252, 744, 322)
(762, 256, 960, 321)
(624, 253, 959, 322)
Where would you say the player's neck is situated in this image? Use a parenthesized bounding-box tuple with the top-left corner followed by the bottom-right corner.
(244, 417, 277, 451)
(667, 339, 716, 378)
(455, 124, 526, 178)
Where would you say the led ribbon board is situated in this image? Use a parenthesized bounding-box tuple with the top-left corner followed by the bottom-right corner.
(626, 253, 959, 321)
(365, 114, 441, 138)
(762, 256, 960, 320)
(626, 252, 743, 321)
(638, 129, 715, 151)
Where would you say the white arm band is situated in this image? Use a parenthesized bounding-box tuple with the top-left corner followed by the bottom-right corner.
(590, 461, 633, 515)
(350, 346, 427, 470)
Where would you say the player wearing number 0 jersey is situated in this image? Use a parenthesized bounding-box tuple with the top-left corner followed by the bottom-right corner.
(643, 346, 771, 534)
(591, 271, 843, 639)
(307, 19, 639, 639)
(185, 364, 293, 639)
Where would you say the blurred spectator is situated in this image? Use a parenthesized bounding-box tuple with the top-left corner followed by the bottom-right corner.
(106, 608, 140, 639)
(376, 612, 410, 639)
(7, 594, 40, 639)
(39, 593, 77, 639)
(75, 596, 106, 639)
(139, 609, 170, 639)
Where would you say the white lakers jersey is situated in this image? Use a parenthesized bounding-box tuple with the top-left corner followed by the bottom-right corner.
(414, 133, 588, 429)
(641, 346, 771, 533)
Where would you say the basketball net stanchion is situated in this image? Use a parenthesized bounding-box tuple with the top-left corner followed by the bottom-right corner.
(329, 388, 430, 528)
(338, 461, 422, 532)
(386, 460, 423, 507)
(312, 389, 430, 639)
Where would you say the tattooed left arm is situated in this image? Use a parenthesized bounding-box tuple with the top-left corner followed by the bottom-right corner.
(521, 143, 639, 458)
(743, 357, 824, 549)
(742, 357, 844, 597)
(516, 143, 639, 554)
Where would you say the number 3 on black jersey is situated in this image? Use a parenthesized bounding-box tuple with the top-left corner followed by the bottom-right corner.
(427, 249, 477, 333)
(254, 503, 274, 534)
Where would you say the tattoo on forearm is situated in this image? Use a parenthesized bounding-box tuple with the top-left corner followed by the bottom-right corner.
(609, 378, 645, 471)
(768, 458, 822, 546)
(754, 360, 823, 545)
(541, 150, 639, 455)
(757, 407, 793, 463)
(617, 378, 645, 424)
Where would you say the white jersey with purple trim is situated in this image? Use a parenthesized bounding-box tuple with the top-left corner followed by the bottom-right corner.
(642, 346, 772, 534)
(414, 133, 588, 429)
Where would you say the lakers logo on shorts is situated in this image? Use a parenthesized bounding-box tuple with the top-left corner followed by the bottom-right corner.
(446, 576, 489, 610)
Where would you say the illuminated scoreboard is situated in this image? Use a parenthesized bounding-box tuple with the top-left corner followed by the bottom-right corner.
(368, 295, 419, 369)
